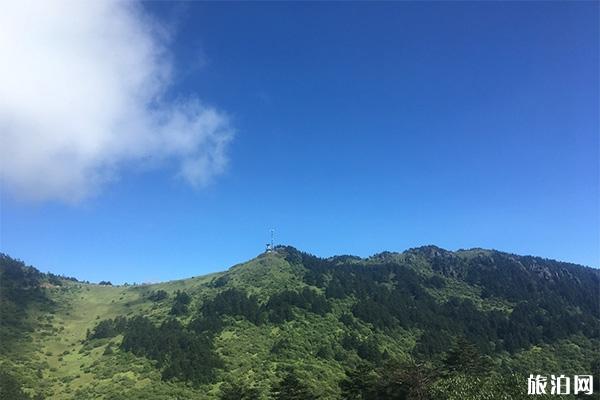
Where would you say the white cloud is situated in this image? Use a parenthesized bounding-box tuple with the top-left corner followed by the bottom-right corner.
(0, 1, 233, 203)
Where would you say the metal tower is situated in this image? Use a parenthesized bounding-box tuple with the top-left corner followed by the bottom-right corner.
(266, 228, 275, 253)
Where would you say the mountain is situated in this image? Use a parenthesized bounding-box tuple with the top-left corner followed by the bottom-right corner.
(1, 247, 598, 399)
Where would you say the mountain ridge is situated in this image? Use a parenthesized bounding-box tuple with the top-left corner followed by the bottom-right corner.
(5, 244, 599, 287)
(0, 247, 598, 399)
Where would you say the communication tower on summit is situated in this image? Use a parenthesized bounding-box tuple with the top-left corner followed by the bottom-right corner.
(265, 228, 275, 253)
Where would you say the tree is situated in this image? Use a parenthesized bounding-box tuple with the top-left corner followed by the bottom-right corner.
(271, 372, 318, 400)
(0, 371, 30, 400)
(378, 360, 435, 400)
(148, 290, 168, 302)
(201, 288, 263, 324)
(591, 357, 600, 399)
(170, 290, 191, 315)
(443, 337, 491, 375)
(340, 363, 379, 400)
(219, 381, 260, 400)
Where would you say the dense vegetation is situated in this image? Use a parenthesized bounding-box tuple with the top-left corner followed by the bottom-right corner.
(0, 247, 598, 399)
(286, 246, 599, 355)
(0, 255, 53, 353)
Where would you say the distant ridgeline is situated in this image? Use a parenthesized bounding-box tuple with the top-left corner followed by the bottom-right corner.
(0, 247, 599, 399)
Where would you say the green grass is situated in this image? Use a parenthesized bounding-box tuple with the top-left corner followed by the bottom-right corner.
(3, 250, 597, 399)
(5, 253, 317, 398)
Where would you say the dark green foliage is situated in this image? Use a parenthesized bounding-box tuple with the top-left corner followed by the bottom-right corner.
(200, 289, 263, 324)
(0, 254, 52, 351)
(87, 316, 127, 339)
(211, 275, 230, 288)
(442, 337, 491, 375)
(120, 317, 222, 385)
(87, 315, 223, 385)
(195, 287, 329, 327)
(0, 371, 31, 400)
(378, 361, 435, 400)
(340, 363, 380, 400)
(103, 344, 114, 355)
(591, 357, 600, 398)
(270, 372, 318, 400)
(352, 298, 397, 330)
(189, 314, 224, 336)
(147, 290, 168, 302)
(295, 247, 600, 356)
(218, 381, 261, 400)
(46, 274, 62, 286)
(414, 330, 452, 357)
(266, 288, 330, 323)
(270, 338, 291, 355)
(279, 246, 303, 265)
(316, 345, 333, 359)
(461, 253, 599, 316)
(169, 290, 191, 315)
(341, 334, 383, 363)
(339, 313, 356, 327)
(340, 361, 436, 400)
(98, 281, 112, 286)
(425, 275, 445, 289)
(46, 272, 80, 285)
(0, 254, 45, 308)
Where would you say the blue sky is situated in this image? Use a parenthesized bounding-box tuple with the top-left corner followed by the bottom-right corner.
(1, 2, 598, 283)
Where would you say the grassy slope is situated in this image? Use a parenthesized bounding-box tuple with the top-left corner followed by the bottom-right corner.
(13, 270, 220, 398)
(8, 253, 415, 399)
(3, 251, 597, 399)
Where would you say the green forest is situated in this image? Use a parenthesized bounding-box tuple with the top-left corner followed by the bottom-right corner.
(1, 246, 598, 399)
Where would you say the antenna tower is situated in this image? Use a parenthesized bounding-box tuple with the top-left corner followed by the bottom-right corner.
(266, 228, 275, 253)
(270, 228, 275, 251)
